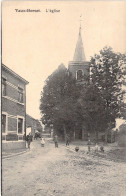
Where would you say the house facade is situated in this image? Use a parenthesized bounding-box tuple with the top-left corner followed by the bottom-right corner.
(2, 64, 29, 150)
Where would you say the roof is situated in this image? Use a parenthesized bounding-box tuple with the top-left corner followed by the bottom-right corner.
(2, 64, 29, 85)
(26, 114, 37, 121)
(73, 26, 86, 62)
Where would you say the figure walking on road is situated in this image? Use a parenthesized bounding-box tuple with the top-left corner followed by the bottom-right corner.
(54, 135, 58, 148)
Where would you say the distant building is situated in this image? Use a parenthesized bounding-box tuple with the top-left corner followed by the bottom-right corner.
(26, 114, 42, 136)
(2, 64, 29, 150)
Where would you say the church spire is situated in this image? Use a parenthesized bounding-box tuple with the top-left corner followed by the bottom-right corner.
(73, 24, 86, 62)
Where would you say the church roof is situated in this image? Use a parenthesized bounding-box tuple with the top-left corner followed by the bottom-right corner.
(73, 26, 86, 62)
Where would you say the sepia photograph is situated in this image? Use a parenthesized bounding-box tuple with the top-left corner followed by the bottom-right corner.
(1, 1, 126, 196)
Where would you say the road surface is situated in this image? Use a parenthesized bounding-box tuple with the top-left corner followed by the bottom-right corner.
(2, 139, 126, 196)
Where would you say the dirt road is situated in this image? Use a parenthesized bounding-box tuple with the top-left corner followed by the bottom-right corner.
(2, 140, 126, 196)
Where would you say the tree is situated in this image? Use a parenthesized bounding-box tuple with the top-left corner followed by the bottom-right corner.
(90, 46, 126, 141)
(40, 64, 79, 138)
(77, 82, 106, 141)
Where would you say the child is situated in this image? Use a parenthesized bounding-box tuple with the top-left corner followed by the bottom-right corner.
(41, 137, 45, 147)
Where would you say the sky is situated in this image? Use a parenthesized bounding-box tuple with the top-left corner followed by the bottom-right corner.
(2, 1, 126, 120)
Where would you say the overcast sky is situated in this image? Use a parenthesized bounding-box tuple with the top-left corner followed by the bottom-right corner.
(2, 1, 126, 120)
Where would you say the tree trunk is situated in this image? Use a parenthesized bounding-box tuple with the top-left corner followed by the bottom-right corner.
(111, 131, 113, 143)
(105, 130, 108, 143)
(94, 121, 98, 143)
(73, 126, 76, 140)
(63, 124, 66, 141)
(95, 131, 98, 143)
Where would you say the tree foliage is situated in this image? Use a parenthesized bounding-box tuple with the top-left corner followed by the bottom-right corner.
(90, 47, 125, 131)
(78, 83, 106, 138)
(40, 64, 79, 136)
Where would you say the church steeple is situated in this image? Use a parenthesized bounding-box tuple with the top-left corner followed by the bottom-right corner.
(73, 25, 86, 62)
(68, 22, 89, 80)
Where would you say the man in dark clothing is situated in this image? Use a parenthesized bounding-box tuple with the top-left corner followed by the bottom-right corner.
(26, 133, 31, 149)
(54, 135, 58, 148)
(66, 134, 70, 146)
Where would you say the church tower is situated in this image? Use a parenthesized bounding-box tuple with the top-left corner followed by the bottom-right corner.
(68, 25, 90, 140)
(68, 26, 90, 82)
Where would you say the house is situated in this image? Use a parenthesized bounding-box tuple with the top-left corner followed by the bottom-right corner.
(26, 114, 42, 137)
(2, 64, 29, 150)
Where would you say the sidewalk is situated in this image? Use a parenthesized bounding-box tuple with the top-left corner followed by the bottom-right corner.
(2, 148, 29, 159)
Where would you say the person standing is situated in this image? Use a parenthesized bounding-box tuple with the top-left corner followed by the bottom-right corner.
(26, 133, 31, 149)
(26, 133, 32, 149)
(66, 134, 70, 146)
(87, 139, 91, 152)
(54, 135, 58, 148)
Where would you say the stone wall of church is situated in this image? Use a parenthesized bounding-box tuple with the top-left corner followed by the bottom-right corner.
(68, 61, 90, 79)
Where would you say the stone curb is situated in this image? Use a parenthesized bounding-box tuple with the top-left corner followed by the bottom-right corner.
(2, 149, 29, 159)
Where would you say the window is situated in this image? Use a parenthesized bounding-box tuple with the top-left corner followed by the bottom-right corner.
(18, 118, 23, 134)
(77, 70, 83, 80)
(2, 78, 6, 96)
(18, 87, 23, 103)
(2, 114, 6, 133)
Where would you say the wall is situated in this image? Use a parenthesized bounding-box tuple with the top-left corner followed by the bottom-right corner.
(2, 66, 27, 145)
(2, 141, 26, 150)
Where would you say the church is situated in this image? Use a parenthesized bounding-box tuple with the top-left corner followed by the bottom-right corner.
(68, 26, 90, 140)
